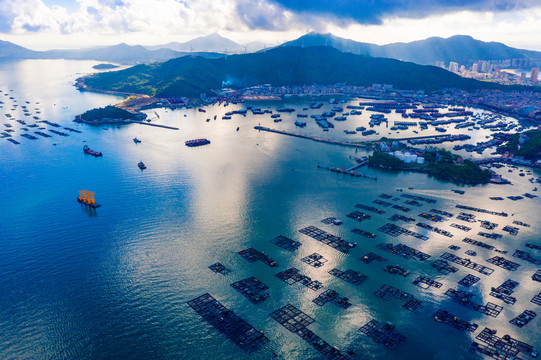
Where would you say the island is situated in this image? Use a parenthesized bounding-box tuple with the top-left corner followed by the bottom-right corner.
(74, 105, 147, 124)
(368, 148, 493, 184)
(92, 63, 120, 70)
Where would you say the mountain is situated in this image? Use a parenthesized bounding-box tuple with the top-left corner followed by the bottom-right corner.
(279, 33, 541, 65)
(0, 40, 223, 64)
(146, 33, 243, 53)
(0, 40, 39, 58)
(81, 46, 499, 98)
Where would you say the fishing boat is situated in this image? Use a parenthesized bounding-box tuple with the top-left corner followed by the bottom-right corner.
(138, 161, 146, 169)
(133, 137, 141, 143)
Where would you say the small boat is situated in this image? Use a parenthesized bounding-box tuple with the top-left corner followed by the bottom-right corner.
(198, 108, 206, 113)
(133, 137, 141, 143)
(236, 127, 240, 131)
(138, 161, 146, 169)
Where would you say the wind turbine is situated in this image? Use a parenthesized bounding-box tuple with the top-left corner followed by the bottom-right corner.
(243, 46, 247, 54)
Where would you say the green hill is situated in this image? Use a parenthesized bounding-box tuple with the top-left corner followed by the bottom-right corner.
(81, 46, 500, 98)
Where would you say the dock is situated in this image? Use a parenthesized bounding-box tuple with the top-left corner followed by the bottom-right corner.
(254, 126, 369, 149)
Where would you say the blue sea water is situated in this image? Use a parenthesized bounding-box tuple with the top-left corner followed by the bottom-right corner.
(0, 59, 540, 360)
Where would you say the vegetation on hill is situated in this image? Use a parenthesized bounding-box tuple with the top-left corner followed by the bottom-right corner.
(369, 149, 491, 184)
(498, 129, 541, 159)
(81, 46, 501, 98)
(80, 105, 138, 121)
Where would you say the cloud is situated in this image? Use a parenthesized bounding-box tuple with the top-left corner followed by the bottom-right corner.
(266, 0, 540, 26)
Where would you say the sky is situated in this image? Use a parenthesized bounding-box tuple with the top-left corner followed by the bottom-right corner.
(1, 0, 541, 51)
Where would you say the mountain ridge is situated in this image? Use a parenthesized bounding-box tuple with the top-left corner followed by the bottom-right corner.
(80, 46, 501, 98)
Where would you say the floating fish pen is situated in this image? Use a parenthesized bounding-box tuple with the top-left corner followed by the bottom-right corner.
(230, 277, 269, 304)
(354, 203, 385, 214)
(405, 200, 422, 207)
(384, 265, 410, 277)
(489, 196, 505, 200)
(77, 189, 101, 208)
(379, 193, 393, 199)
(449, 245, 461, 251)
(513, 250, 541, 265)
(187, 293, 269, 354)
(328, 268, 367, 286)
(301, 253, 328, 268)
(237, 248, 277, 267)
(34, 131, 51, 138)
(401, 193, 436, 203)
(433, 310, 478, 332)
(275, 267, 323, 290)
(471, 327, 535, 360)
(430, 209, 454, 218)
(413, 276, 442, 289)
(432, 260, 459, 275)
(359, 319, 406, 349)
(269, 304, 314, 332)
(185, 138, 211, 147)
(21, 133, 37, 140)
(486, 256, 520, 271)
(373, 199, 392, 207)
(417, 223, 453, 237)
(41, 120, 61, 128)
(361, 252, 385, 264)
(63, 127, 82, 133)
(208, 262, 229, 274)
(510, 310, 536, 328)
(457, 212, 476, 222)
(313, 289, 351, 309)
(478, 232, 502, 240)
(298, 226, 356, 253)
(480, 220, 498, 230)
(507, 196, 523, 201)
(378, 223, 429, 241)
(392, 204, 411, 213)
(346, 211, 371, 222)
(458, 274, 480, 288)
(502, 225, 519, 236)
(321, 217, 341, 225)
(465, 250, 477, 256)
(526, 243, 541, 250)
(389, 214, 415, 223)
(269, 304, 352, 360)
(419, 212, 447, 222)
(49, 129, 68, 136)
(451, 223, 471, 232)
(374, 284, 422, 312)
(440, 252, 494, 275)
(351, 228, 375, 239)
(376, 242, 430, 261)
(6, 138, 19, 144)
(512, 220, 530, 227)
(444, 289, 503, 317)
(456, 204, 508, 217)
(269, 235, 301, 252)
(532, 270, 541, 282)
(531, 291, 541, 306)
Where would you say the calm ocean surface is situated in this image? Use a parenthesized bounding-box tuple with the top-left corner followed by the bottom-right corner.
(0, 59, 540, 360)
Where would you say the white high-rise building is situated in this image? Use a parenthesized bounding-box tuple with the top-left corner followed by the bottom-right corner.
(449, 62, 459, 72)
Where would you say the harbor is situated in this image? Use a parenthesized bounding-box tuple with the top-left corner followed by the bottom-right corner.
(1, 59, 541, 360)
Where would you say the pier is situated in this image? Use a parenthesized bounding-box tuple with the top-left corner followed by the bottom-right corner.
(254, 126, 370, 149)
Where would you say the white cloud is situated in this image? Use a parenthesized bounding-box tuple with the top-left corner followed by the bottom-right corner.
(0, 0, 540, 51)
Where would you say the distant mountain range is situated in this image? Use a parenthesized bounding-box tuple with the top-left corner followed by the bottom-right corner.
(80, 46, 499, 98)
(1, 33, 540, 66)
(146, 33, 258, 53)
(0, 40, 222, 64)
(278, 33, 541, 65)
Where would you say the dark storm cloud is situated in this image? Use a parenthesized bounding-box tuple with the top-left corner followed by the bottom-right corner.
(238, 0, 538, 29)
